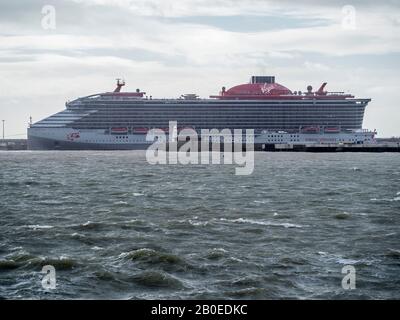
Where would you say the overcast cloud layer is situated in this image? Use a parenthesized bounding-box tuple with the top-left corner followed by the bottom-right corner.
(1, 0, 400, 137)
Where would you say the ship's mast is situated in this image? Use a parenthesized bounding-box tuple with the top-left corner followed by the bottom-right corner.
(114, 78, 126, 92)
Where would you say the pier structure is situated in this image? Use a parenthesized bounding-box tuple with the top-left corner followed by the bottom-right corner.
(0, 139, 28, 150)
(259, 142, 400, 152)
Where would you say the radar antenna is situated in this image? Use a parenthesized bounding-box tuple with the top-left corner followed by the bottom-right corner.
(114, 78, 126, 92)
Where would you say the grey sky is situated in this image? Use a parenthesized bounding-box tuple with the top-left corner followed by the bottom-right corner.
(1, 0, 400, 137)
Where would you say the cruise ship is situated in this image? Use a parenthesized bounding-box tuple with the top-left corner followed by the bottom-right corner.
(28, 76, 375, 150)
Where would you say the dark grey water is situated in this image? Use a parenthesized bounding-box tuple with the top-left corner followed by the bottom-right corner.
(0, 151, 399, 299)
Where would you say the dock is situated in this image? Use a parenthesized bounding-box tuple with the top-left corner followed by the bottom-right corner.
(0, 139, 28, 150)
(1, 139, 399, 152)
(259, 143, 400, 152)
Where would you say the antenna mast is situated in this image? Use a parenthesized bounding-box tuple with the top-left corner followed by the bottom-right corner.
(114, 78, 126, 92)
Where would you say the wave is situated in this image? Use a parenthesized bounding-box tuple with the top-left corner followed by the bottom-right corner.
(205, 248, 228, 260)
(335, 257, 376, 267)
(0, 259, 20, 270)
(336, 258, 361, 265)
(5, 251, 36, 263)
(129, 271, 184, 289)
(26, 225, 54, 230)
(113, 200, 129, 204)
(118, 219, 150, 230)
(279, 256, 308, 266)
(119, 248, 191, 272)
(93, 270, 118, 282)
(385, 249, 400, 258)
(370, 197, 400, 202)
(72, 221, 104, 231)
(1, 251, 78, 270)
(91, 246, 104, 251)
(120, 248, 182, 264)
(188, 219, 209, 227)
(168, 218, 209, 228)
(231, 276, 263, 287)
(2, 181, 41, 187)
(28, 256, 78, 270)
(93, 267, 184, 290)
(226, 287, 267, 298)
(253, 200, 270, 204)
(219, 217, 303, 228)
(37, 200, 65, 205)
(226, 257, 244, 263)
(334, 212, 350, 220)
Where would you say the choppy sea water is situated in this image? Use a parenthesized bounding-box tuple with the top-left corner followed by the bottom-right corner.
(0, 151, 399, 300)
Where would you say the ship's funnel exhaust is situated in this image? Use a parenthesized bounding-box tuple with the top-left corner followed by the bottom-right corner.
(317, 82, 327, 94)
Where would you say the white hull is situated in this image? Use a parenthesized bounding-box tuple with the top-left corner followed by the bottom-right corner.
(28, 127, 376, 150)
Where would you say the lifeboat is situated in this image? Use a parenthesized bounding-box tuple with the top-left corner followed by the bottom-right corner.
(302, 126, 320, 133)
(132, 127, 149, 134)
(111, 127, 128, 134)
(324, 126, 340, 133)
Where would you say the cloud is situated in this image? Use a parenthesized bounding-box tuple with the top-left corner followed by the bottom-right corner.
(70, 0, 400, 19)
(304, 61, 331, 71)
(0, 0, 400, 137)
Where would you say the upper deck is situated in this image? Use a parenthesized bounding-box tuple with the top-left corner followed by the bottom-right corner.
(33, 76, 371, 131)
(66, 75, 367, 110)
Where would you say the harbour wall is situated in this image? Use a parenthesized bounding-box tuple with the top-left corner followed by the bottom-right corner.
(5, 139, 400, 152)
(0, 139, 28, 150)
